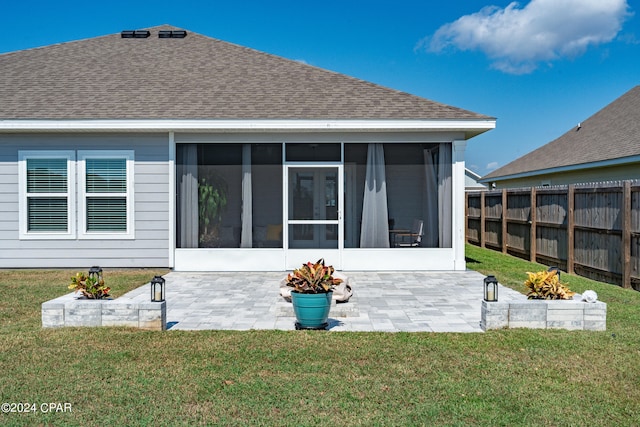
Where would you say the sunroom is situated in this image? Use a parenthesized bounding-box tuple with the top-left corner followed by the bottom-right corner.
(174, 132, 470, 271)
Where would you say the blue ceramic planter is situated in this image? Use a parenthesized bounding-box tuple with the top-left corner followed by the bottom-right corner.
(291, 291, 333, 329)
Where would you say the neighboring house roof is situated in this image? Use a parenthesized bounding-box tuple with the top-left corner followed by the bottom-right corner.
(482, 85, 640, 182)
(465, 168, 486, 190)
(0, 25, 492, 125)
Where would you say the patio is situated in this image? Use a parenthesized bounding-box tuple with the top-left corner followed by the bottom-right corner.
(121, 270, 525, 332)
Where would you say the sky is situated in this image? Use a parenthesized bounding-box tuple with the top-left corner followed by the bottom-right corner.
(1, 0, 638, 177)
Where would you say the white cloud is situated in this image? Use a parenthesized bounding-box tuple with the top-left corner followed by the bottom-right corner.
(424, 0, 631, 74)
(486, 161, 499, 171)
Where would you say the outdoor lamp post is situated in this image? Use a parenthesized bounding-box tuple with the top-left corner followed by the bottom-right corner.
(151, 275, 165, 302)
(548, 266, 561, 279)
(484, 275, 498, 302)
(88, 266, 103, 283)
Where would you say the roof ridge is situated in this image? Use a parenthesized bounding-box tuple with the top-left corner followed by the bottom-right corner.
(0, 24, 186, 57)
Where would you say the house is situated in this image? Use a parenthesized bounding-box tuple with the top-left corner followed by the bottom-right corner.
(0, 25, 495, 271)
(465, 168, 486, 192)
(481, 86, 640, 189)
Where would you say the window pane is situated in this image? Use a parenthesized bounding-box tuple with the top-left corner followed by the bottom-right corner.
(288, 224, 338, 249)
(288, 168, 338, 220)
(286, 143, 341, 161)
(289, 171, 315, 220)
(251, 144, 283, 248)
(176, 143, 283, 248)
(28, 197, 67, 231)
(344, 143, 449, 248)
(86, 197, 127, 231)
(26, 158, 67, 193)
(197, 144, 241, 247)
(86, 158, 126, 193)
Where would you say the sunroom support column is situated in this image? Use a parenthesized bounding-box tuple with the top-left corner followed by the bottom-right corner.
(452, 140, 467, 270)
(168, 131, 176, 268)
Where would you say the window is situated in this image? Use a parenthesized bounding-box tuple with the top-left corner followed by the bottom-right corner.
(78, 151, 134, 238)
(343, 143, 451, 248)
(19, 151, 75, 239)
(176, 143, 282, 248)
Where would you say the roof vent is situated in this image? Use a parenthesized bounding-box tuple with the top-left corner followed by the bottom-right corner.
(158, 30, 187, 39)
(121, 30, 151, 38)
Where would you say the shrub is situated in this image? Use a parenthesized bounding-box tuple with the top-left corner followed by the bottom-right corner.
(524, 270, 575, 300)
(68, 272, 111, 299)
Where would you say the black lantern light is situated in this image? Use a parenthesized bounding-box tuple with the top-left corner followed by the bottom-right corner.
(151, 275, 165, 302)
(547, 266, 561, 279)
(483, 275, 498, 302)
(88, 266, 103, 283)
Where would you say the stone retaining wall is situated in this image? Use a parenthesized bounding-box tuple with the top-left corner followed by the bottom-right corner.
(481, 296, 606, 331)
(42, 293, 166, 331)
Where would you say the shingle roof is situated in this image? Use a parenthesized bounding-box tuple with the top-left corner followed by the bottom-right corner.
(0, 25, 490, 121)
(483, 85, 640, 181)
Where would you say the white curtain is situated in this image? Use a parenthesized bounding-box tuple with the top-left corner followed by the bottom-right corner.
(423, 148, 439, 247)
(178, 144, 199, 248)
(438, 143, 452, 248)
(360, 143, 390, 248)
(423, 144, 452, 248)
(240, 143, 252, 248)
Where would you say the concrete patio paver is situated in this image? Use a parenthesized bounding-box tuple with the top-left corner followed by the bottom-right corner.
(121, 270, 525, 332)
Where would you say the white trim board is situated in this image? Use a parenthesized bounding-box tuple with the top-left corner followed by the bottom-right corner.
(174, 248, 457, 271)
(481, 154, 640, 183)
(0, 119, 496, 135)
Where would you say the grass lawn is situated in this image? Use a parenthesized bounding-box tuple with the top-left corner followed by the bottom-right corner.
(1, 247, 639, 426)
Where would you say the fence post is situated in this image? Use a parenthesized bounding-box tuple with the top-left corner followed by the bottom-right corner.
(465, 192, 469, 243)
(480, 191, 486, 248)
(530, 187, 537, 263)
(623, 180, 632, 289)
(502, 189, 508, 254)
(567, 185, 575, 274)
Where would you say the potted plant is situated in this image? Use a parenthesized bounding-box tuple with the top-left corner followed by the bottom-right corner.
(68, 271, 111, 299)
(285, 259, 343, 329)
(524, 270, 575, 300)
(198, 168, 228, 247)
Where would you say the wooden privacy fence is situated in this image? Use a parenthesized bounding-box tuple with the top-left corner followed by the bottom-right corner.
(466, 180, 640, 291)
